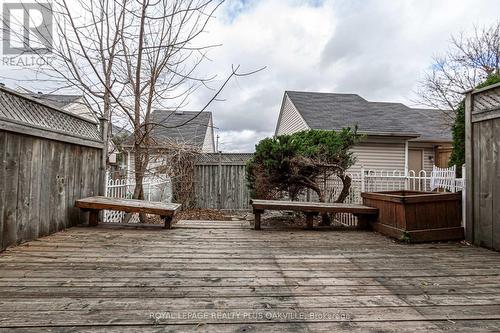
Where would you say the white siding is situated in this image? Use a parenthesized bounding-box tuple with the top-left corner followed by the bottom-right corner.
(423, 148, 435, 174)
(202, 116, 215, 153)
(349, 139, 406, 172)
(275, 95, 309, 135)
(127, 151, 135, 181)
(63, 99, 97, 122)
(408, 142, 437, 174)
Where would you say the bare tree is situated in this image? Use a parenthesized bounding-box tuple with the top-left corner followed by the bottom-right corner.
(416, 22, 500, 121)
(4, 0, 261, 212)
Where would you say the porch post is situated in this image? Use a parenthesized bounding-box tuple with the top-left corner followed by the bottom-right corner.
(462, 164, 466, 229)
(404, 140, 409, 190)
(464, 92, 473, 243)
(360, 165, 365, 193)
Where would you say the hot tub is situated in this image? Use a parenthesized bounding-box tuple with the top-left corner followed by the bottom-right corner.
(361, 190, 463, 243)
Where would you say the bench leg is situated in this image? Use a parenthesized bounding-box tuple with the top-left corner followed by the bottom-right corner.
(163, 216, 172, 229)
(305, 212, 315, 230)
(356, 215, 375, 230)
(254, 210, 263, 230)
(89, 209, 99, 227)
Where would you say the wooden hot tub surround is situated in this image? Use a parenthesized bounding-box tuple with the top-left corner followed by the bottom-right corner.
(361, 190, 463, 243)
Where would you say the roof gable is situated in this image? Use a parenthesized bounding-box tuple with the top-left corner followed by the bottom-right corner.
(285, 91, 451, 141)
(143, 110, 213, 148)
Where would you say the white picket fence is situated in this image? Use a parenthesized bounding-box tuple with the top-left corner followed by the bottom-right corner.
(307, 165, 464, 227)
(104, 176, 172, 223)
(363, 166, 464, 193)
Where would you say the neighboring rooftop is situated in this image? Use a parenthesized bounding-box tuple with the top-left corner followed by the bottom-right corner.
(285, 91, 452, 142)
(26, 93, 82, 109)
(125, 110, 213, 149)
(16, 87, 97, 122)
(111, 123, 131, 138)
(0, 85, 102, 146)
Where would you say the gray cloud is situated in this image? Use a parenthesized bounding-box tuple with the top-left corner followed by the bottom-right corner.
(3, 0, 500, 153)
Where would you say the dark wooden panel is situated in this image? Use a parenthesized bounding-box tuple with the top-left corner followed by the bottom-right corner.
(362, 191, 462, 242)
(493, 118, 500, 250)
(0, 130, 103, 250)
(16, 135, 34, 244)
(472, 121, 482, 246)
(3, 133, 21, 247)
(478, 120, 493, 248)
(0, 131, 6, 250)
(27, 138, 43, 241)
(194, 163, 250, 210)
(468, 87, 500, 251)
(38, 139, 52, 237)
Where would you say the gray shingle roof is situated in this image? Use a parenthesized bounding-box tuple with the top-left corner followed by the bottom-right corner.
(111, 123, 131, 137)
(286, 91, 452, 141)
(0, 86, 102, 145)
(140, 110, 212, 148)
(25, 93, 82, 108)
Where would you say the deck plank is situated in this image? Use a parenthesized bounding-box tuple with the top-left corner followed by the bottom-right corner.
(1, 221, 500, 331)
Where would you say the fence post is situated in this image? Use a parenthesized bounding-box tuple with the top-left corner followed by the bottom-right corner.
(217, 151, 222, 209)
(462, 164, 466, 229)
(105, 172, 109, 197)
(360, 166, 365, 192)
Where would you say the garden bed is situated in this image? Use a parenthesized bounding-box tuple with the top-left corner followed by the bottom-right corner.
(361, 190, 463, 243)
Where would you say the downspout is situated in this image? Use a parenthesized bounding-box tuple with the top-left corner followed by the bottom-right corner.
(99, 117, 109, 196)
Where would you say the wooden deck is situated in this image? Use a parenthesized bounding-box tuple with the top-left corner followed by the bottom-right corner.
(1, 220, 500, 332)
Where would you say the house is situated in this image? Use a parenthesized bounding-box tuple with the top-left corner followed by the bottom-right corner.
(16, 87, 129, 166)
(275, 91, 453, 174)
(124, 110, 216, 178)
(16, 87, 97, 122)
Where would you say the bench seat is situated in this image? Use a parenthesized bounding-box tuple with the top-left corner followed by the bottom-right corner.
(250, 199, 378, 230)
(75, 196, 181, 229)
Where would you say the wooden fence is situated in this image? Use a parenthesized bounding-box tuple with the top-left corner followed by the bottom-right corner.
(0, 88, 103, 250)
(465, 82, 500, 250)
(194, 154, 252, 210)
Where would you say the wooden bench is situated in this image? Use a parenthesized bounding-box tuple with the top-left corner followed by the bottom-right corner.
(75, 196, 181, 229)
(250, 199, 378, 230)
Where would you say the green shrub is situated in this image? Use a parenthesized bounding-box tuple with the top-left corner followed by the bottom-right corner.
(450, 74, 500, 175)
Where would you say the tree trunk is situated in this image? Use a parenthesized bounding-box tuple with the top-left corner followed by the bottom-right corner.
(335, 174, 352, 203)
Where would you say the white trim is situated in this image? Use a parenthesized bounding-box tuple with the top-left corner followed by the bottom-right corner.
(404, 140, 409, 176)
(275, 92, 310, 136)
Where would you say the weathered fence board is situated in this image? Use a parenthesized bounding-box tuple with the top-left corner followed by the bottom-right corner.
(465, 82, 500, 251)
(195, 163, 251, 210)
(0, 87, 103, 251)
(0, 131, 102, 250)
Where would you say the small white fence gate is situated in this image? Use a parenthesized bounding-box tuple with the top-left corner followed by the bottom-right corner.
(104, 176, 172, 223)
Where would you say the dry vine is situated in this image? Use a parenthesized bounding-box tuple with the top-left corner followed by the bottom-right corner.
(152, 139, 200, 210)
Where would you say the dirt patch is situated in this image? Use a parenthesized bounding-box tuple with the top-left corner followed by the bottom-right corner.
(129, 209, 239, 225)
(258, 211, 348, 230)
(174, 209, 232, 222)
(143, 209, 348, 229)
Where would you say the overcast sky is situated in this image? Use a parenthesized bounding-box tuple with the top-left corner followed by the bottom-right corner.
(188, 0, 500, 152)
(1, 0, 500, 152)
